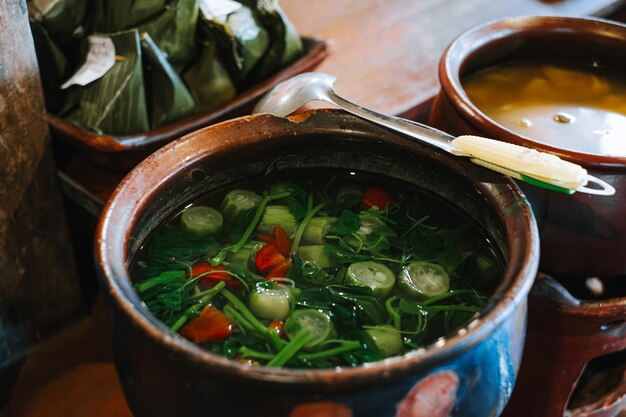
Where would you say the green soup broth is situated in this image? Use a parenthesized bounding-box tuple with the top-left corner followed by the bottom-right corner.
(131, 171, 504, 369)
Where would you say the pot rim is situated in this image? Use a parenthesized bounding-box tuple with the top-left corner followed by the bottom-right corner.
(95, 109, 539, 387)
(439, 15, 626, 169)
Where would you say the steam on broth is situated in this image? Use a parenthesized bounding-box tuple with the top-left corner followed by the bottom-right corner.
(131, 172, 503, 369)
(463, 61, 626, 156)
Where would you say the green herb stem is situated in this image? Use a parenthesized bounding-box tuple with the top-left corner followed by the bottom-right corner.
(266, 328, 316, 367)
(298, 340, 360, 361)
(211, 191, 292, 265)
(223, 305, 256, 334)
(221, 289, 286, 351)
(170, 281, 226, 332)
(291, 202, 327, 255)
(238, 347, 275, 361)
(385, 296, 402, 329)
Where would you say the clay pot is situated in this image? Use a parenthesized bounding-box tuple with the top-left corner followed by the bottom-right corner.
(95, 110, 539, 417)
(503, 274, 626, 417)
(430, 16, 626, 280)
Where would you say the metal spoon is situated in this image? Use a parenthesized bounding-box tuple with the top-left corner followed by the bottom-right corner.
(253, 72, 614, 196)
(253, 72, 456, 153)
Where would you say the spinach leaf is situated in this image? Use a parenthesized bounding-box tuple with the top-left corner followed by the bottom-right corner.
(297, 285, 388, 325)
(289, 256, 337, 287)
(436, 249, 474, 275)
(328, 210, 360, 236)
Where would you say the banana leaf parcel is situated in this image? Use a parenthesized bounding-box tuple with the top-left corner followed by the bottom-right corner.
(29, 0, 88, 43)
(61, 30, 150, 135)
(93, 0, 168, 33)
(138, 0, 200, 62)
(240, 0, 304, 81)
(29, 20, 68, 112)
(183, 39, 237, 111)
(199, 2, 270, 83)
(93, 0, 199, 62)
(141, 33, 196, 129)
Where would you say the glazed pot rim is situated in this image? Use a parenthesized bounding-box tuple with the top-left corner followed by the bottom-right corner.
(439, 15, 626, 168)
(95, 109, 539, 387)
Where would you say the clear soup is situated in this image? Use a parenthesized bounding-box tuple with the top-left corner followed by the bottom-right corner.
(131, 171, 503, 368)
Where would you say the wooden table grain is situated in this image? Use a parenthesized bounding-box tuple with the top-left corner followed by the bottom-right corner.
(281, 0, 626, 118)
(7, 1, 626, 416)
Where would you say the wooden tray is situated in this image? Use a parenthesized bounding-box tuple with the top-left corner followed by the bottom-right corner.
(50, 37, 329, 171)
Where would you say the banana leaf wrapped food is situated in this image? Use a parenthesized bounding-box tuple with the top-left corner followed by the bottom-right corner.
(141, 33, 196, 128)
(183, 39, 237, 111)
(29, 0, 307, 137)
(60, 30, 150, 135)
(199, 1, 270, 83)
(93, 0, 167, 32)
(29, 0, 88, 44)
(95, 0, 200, 62)
(240, 0, 304, 81)
(29, 20, 69, 112)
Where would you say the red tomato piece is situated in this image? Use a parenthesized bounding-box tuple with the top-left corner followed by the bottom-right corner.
(255, 244, 286, 273)
(191, 264, 241, 290)
(180, 306, 233, 343)
(266, 259, 292, 279)
(273, 226, 292, 256)
(360, 186, 393, 211)
(258, 234, 275, 245)
(267, 320, 285, 337)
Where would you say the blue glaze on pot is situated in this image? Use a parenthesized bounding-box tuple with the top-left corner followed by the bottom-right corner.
(306, 300, 527, 417)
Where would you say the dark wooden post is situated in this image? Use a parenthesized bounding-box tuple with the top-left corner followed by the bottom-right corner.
(0, 0, 82, 407)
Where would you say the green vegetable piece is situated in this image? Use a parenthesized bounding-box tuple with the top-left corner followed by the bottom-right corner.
(345, 213, 396, 251)
(336, 185, 362, 207)
(365, 324, 403, 357)
(345, 261, 395, 298)
(358, 213, 396, 237)
(296, 245, 336, 269)
(399, 261, 450, 299)
(268, 181, 297, 196)
(249, 283, 292, 321)
(257, 205, 297, 235)
(226, 241, 263, 267)
(284, 309, 334, 350)
(302, 216, 337, 244)
(221, 189, 262, 223)
(180, 206, 223, 236)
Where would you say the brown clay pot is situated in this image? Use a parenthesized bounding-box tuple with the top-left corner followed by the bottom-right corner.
(429, 16, 626, 280)
(502, 274, 626, 417)
(95, 110, 539, 417)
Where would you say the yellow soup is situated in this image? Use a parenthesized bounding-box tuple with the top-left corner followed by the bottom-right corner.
(463, 62, 626, 156)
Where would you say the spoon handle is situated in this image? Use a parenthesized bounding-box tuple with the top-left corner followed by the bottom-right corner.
(327, 90, 457, 153)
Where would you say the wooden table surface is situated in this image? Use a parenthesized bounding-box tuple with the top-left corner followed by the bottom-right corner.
(281, 0, 626, 117)
(7, 1, 626, 416)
